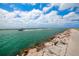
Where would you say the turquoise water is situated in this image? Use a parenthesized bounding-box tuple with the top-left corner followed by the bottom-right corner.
(0, 28, 66, 56)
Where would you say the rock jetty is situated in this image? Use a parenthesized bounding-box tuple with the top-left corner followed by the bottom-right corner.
(17, 29, 79, 56)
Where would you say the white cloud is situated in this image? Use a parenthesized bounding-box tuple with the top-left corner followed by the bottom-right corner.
(0, 6, 79, 29)
(0, 9, 44, 29)
(62, 12, 79, 28)
(31, 11, 66, 26)
(0, 8, 63, 29)
(42, 3, 59, 13)
(43, 4, 53, 13)
(43, 7, 51, 13)
(27, 9, 42, 20)
(63, 12, 79, 21)
(59, 3, 79, 10)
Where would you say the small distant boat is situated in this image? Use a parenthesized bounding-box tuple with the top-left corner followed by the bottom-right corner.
(18, 29, 24, 31)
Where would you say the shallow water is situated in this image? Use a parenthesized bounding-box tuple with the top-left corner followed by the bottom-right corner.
(0, 28, 66, 56)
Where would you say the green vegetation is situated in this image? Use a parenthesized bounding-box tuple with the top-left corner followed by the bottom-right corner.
(75, 28, 79, 30)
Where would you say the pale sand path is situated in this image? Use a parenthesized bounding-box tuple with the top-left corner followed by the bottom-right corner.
(66, 29, 79, 56)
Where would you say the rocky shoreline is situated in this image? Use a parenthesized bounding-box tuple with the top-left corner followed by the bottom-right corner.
(17, 29, 75, 56)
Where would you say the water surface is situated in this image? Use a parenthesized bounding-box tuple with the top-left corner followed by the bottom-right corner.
(0, 28, 66, 56)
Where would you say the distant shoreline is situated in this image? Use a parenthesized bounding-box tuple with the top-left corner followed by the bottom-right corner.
(0, 28, 67, 31)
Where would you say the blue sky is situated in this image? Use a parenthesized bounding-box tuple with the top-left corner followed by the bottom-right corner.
(0, 3, 77, 16)
(0, 3, 79, 29)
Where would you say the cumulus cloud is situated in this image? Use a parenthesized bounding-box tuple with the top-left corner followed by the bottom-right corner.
(0, 3, 79, 29)
(62, 12, 79, 28)
(42, 3, 59, 13)
(0, 8, 66, 29)
(58, 3, 79, 10)
(0, 9, 26, 29)
(63, 12, 79, 21)
(0, 9, 43, 29)
(43, 7, 51, 13)
(43, 4, 53, 13)
(27, 10, 68, 27)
